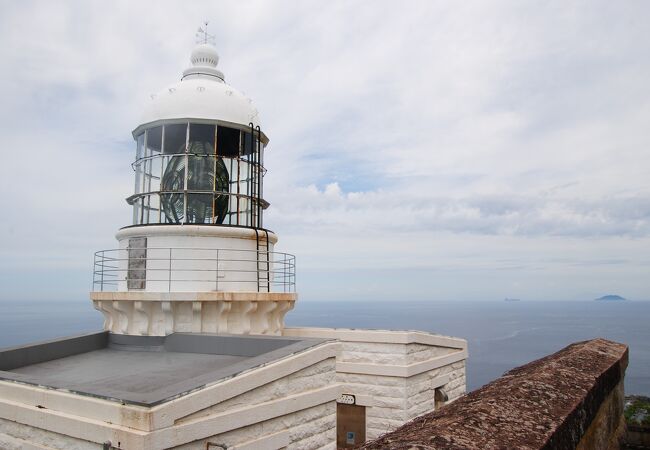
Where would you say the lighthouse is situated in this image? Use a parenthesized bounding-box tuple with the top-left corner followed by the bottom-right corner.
(91, 37, 296, 336)
(0, 32, 467, 450)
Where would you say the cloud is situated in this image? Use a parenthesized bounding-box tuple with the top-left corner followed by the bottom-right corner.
(0, 0, 649, 301)
(267, 182, 650, 238)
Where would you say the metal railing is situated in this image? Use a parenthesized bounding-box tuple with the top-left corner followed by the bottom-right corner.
(92, 247, 295, 293)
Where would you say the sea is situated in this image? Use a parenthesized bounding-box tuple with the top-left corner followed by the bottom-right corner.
(0, 300, 648, 395)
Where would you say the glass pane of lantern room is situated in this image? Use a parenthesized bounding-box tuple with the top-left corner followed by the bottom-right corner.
(142, 194, 152, 224)
(132, 198, 141, 225)
(160, 154, 186, 224)
(186, 155, 215, 191)
(149, 164, 161, 194)
(146, 126, 162, 154)
(160, 192, 184, 224)
(146, 127, 163, 192)
(186, 193, 213, 224)
(164, 123, 187, 154)
(214, 193, 230, 224)
(242, 131, 254, 156)
(148, 194, 160, 223)
(189, 123, 215, 155)
(136, 133, 145, 160)
(134, 133, 144, 195)
(239, 196, 249, 226)
(217, 126, 240, 157)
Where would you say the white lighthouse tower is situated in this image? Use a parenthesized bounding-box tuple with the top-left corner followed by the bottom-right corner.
(91, 35, 296, 336)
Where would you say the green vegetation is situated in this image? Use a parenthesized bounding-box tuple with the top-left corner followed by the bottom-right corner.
(625, 396, 650, 426)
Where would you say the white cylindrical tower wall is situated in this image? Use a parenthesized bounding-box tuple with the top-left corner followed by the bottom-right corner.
(114, 226, 277, 293)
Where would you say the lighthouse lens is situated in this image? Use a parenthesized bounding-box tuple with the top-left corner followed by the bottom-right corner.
(160, 141, 230, 224)
(160, 155, 185, 223)
(132, 122, 264, 227)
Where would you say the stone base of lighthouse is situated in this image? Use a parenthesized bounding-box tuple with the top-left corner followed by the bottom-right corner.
(91, 291, 296, 335)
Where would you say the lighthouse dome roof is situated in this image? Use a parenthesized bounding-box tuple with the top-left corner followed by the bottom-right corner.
(134, 43, 262, 136)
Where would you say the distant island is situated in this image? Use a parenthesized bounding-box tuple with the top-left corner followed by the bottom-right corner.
(595, 295, 627, 302)
(504, 298, 521, 302)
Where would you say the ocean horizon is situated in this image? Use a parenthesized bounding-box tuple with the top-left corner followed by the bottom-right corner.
(0, 299, 648, 395)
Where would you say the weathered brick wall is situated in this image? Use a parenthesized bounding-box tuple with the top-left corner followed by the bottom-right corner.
(361, 338, 628, 450)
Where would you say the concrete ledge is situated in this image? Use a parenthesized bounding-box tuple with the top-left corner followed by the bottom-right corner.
(283, 327, 467, 350)
(361, 338, 628, 450)
(337, 351, 467, 377)
(116, 224, 278, 243)
(90, 291, 297, 302)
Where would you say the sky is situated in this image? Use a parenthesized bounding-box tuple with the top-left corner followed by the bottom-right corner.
(0, 0, 648, 302)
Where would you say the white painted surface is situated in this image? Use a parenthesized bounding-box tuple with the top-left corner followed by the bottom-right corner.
(116, 225, 278, 243)
(114, 225, 277, 293)
(182, 44, 224, 81)
(135, 43, 262, 135)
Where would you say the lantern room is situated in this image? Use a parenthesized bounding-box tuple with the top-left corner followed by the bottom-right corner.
(128, 43, 269, 229)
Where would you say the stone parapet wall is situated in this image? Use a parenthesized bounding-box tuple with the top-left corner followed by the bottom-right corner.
(361, 338, 629, 450)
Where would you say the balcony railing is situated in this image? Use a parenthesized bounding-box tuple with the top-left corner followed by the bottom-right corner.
(92, 247, 295, 293)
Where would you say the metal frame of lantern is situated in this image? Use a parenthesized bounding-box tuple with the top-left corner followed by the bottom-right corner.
(126, 120, 268, 229)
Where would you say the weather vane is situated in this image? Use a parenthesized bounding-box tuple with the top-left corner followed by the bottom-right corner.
(196, 21, 216, 45)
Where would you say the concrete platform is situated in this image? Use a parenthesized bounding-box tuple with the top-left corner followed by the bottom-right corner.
(0, 331, 326, 406)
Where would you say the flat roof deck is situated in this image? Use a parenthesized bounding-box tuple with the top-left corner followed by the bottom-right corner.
(0, 332, 328, 406)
